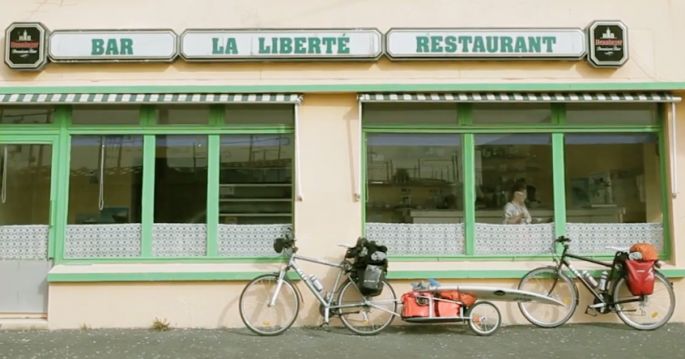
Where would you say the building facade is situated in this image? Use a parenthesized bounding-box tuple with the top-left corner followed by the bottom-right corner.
(1, 0, 685, 329)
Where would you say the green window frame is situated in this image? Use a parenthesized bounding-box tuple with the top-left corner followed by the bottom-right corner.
(362, 103, 670, 261)
(2, 104, 295, 264)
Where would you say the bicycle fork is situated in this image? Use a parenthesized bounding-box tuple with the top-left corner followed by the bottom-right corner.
(268, 269, 287, 307)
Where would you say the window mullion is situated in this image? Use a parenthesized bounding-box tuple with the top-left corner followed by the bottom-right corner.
(52, 106, 71, 263)
(463, 133, 476, 256)
(206, 134, 220, 257)
(140, 104, 156, 257)
(552, 133, 566, 238)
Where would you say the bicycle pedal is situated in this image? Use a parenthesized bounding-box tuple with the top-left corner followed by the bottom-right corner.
(584, 306, 599, 317)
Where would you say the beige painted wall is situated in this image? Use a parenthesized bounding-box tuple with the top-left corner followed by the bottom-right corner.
(1, 0, 685, 86)
(48, 278, 685, 329)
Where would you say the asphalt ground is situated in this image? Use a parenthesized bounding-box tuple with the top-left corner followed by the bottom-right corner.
(0, 323, 683, 359)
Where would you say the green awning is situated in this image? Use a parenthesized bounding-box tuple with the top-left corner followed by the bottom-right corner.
(358, 92, 682, 103)
(0, 93, 302, 105)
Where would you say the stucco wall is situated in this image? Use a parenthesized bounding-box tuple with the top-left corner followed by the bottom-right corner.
(1, 0, 685, 86)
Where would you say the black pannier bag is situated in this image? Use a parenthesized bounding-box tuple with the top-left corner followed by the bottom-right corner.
(345, 237, 388, 297)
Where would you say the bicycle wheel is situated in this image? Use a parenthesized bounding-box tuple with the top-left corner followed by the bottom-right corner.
(467, 301, 501, 336)
(337, 279, 397, 335)
(517, 266, 578, 328)
(239, 273, 300, 336)
(612, 271, 675, 330)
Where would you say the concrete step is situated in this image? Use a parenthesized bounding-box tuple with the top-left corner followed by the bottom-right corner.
(0, 318, 48, 330)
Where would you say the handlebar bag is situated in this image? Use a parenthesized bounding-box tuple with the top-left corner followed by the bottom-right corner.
(625, 260, 656, 296)
(401, 291, 431, 318)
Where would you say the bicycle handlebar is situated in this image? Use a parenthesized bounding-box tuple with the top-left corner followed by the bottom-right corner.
(555, 236, 571, 244)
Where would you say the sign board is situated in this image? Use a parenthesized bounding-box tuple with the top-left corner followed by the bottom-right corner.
(48, 30, 178, 62)
(4, 22, 48, 70)
(587, 21, 628, 68)
(180, 29, 383, 61)
(385, 28, 587, 60)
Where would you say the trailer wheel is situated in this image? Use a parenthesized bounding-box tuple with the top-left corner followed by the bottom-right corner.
(467, 301, 501, 336)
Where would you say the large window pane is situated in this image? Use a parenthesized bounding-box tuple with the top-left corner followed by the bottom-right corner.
(474, 134, 554, 254)
(153, 135, 208, 257)
(566, 104, 658, 125)
(68, 136, 143, 224)
(225, 105, 293, 126)
(365, 133, 464, 255)
(363, 103, 457, 126)
(0, 144, 52, 225)
(157, 105, 210, 125)
(0, 107, 53, 124)
(66, 136, 143, 258)
(219, 135, 293, 225)
(154, 135, 208, 222)
(565, 133, 663, 253)
(71, 106, 140, 125)
(472, 104, 551, 124)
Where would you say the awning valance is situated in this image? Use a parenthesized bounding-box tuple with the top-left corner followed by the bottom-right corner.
(358, 92, 682, 103)
(0, 93, 302, 105)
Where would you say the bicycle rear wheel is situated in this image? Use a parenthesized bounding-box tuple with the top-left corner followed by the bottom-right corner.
(239, 273, 300, 336)
(612, 271, 675, 330)
(517, 266, 578, 328)
(337, 279, 397, 335)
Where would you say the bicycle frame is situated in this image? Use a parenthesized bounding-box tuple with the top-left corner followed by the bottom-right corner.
(554, 243, 641, 311)
(269, 249, 398, 324)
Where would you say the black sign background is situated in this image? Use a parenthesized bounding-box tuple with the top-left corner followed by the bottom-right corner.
(588, 21, 628, 68)
(5, 23, 48, 70)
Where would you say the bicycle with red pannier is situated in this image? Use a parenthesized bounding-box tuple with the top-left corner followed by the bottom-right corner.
(517, 236, 675, 330)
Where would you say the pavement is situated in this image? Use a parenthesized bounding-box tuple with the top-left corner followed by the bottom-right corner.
(0, 323, 683, 359)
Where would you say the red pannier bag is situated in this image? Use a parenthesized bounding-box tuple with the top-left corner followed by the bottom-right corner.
(401, 292, 431, 318)
(625, 260, 656, 296)
(439, 290, 477, 307)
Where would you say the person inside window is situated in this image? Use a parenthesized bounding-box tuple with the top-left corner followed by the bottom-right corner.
(504, 182, 532, 224)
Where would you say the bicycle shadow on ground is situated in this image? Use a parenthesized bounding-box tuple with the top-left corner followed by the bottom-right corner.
(314, 324, 475, 337)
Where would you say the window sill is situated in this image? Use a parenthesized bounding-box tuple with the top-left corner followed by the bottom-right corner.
(385, 261, 685, 279)
(47, 263, 298, 283)
(47, 261, 685, 283)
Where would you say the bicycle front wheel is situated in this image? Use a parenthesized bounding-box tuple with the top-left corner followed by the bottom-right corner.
(517, 266, 578, 328)
(239, 273, 300, 336)
(612, 271, 675, 330)
(337, 279, 397, 335)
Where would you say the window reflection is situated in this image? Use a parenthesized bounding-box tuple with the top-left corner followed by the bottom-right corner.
(366, 134, 462, 223)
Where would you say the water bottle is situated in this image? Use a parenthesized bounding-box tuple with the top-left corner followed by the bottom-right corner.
(597, 271, 609, 292)
(580, 270, 598, 288)
(309, 275, 324, 292)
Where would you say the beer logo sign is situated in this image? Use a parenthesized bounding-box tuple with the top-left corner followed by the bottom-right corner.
(4, 22, 49, 70)
(588, 20, 628, 68)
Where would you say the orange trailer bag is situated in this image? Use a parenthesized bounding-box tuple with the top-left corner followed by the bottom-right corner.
(439, 290, 477, 307)
(435, 299, 460, 317)
(401, 292, 431, 318)
(625, 260, 656, 296)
